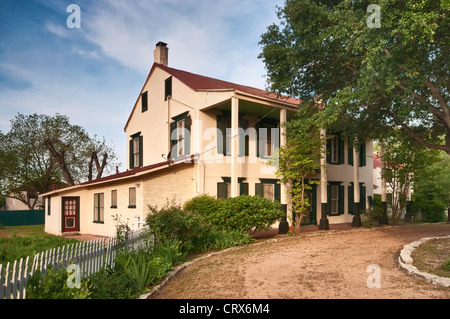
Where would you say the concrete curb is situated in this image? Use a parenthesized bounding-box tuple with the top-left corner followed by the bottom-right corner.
(398, 235, 450, 288)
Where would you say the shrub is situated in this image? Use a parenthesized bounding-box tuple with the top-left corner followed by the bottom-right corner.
(183, 194, 221, 219)
(26, 266, 92, 299)
(210, 195, 284, 233)
(145, 201, 212, 253)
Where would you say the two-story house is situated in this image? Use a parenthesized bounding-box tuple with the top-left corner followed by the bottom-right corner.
(42, 42, 373, 237)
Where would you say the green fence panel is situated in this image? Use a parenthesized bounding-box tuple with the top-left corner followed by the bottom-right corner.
(0, 210, 45, 226)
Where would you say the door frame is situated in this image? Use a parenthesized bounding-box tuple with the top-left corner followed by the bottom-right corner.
(61, 196, 80, 233)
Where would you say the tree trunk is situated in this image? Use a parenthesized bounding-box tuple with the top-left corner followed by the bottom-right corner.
(44, 139, 75, 186)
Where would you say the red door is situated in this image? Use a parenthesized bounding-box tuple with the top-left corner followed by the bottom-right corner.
(62, 197, 79, 232)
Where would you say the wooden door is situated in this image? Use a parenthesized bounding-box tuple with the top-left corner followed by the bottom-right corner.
(62, 197, 79, 232)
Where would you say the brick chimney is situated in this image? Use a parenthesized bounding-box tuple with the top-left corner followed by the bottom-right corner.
(154, 41, 168, 66)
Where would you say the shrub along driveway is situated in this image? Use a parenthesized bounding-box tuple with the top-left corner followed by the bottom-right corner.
(150, 223, 450, 299)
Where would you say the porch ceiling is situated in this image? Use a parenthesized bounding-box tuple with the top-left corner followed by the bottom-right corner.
(208, 99, 297, 121)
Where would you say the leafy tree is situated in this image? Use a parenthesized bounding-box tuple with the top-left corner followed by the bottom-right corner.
(413, 151, 450, 222)
(270, 101, 328, 234)
(381, 131, 439, 223)
(0, 113, 119, 209)
(259, 0, 449, 154)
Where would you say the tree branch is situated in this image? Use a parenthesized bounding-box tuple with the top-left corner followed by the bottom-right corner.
(389, 108, 450, 154)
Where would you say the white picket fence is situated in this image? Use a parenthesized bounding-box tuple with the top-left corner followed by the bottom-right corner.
(0, 230, 153, 299)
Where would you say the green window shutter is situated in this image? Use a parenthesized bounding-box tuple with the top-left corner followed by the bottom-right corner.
(185, 115, 191, 155)
(217, 182, 227, 199)
(338, 185, 345, 214)
(348, 184, 354, 215)
(348, 142, 354, 166)
(169, 121, 177, 156)
(240, 182, 249, 196)
(217, 116, 226, 156)
(327, 184, 331, 215)
(139, 135, 143, 167)
(274, 183, 281, 202)
(360, 184, 366, 212)
(129, 139, 134, 169)
(255, 183, 263, 197)
(326, 138, 331, 164)
(359, 141, 366, 167)
(338, 137, 345, 164)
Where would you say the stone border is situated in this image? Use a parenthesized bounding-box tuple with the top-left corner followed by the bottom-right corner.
(398, 235, 450, 288)
(139, 227, 372, 299)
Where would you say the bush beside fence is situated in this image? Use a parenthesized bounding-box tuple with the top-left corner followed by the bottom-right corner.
(0, 230, 151, 299)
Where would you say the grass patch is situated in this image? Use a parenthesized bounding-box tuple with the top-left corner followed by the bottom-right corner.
(0, 225, 78, 266)
(412, 238, 450, 278)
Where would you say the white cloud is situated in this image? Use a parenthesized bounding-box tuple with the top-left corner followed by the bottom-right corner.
(45, 22, 70, 38)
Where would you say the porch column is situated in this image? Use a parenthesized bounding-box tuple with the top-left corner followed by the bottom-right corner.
(404, 185, 413, 222)
(279, 108, 290, 234)
(352, 143, 362, 227)
(380, 144, 389, 225)
(231, 96, 239, 197)
(319, 128, 329, 230)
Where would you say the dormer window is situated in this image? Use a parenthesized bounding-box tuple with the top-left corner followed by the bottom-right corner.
(165, 76, 172, 101)
(141, 91, 148, 112)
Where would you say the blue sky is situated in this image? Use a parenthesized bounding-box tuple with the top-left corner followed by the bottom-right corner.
(0, 0, 284, 171)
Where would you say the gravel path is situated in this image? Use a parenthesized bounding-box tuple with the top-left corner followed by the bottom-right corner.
(150, 223, 450, 299)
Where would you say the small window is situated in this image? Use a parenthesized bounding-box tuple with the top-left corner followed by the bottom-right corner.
(141, 91, 148, 112)
(129, 133, 143, 169)
(129, 187, 136, 208)
(111, 190, 117, 208)
(330, 185, 339, 214)
(327, 182, 344, 215)
(94, 193, 104, 223)
(258, 124, 279, 158)
(255, 179, 281, 202)
(170, 113, 191, 159)
(165, 77, 172, 101)
(47, 197, 51, 216)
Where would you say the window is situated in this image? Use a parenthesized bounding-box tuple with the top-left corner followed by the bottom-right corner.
(94, 193, 104, 223)
(111, 190, 117, 208)
(170, 112, 191, 158)
(330, 185, 339, 214)
(47, 197, 51, 216)
(217, 177, 249, 199)
(129, 132, 143, 169)
(255, 179, 281, 202)
(141, 91, 148, 112)
(217, 116, 250, 157)
(129, 187, 136, 208)
(327, 132, 344, 164)
(165, 76, 172, 101)
(327, 182, 344, 215)
(258, 123, 279, 158)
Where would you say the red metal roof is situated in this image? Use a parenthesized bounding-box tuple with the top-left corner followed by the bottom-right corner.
(155, 63, 301, 106)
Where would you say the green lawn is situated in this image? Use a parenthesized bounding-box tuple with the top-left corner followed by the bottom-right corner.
(0, 225, 79, 266)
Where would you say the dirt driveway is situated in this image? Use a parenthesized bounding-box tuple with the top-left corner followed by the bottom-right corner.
(150, 223, 450, 299)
